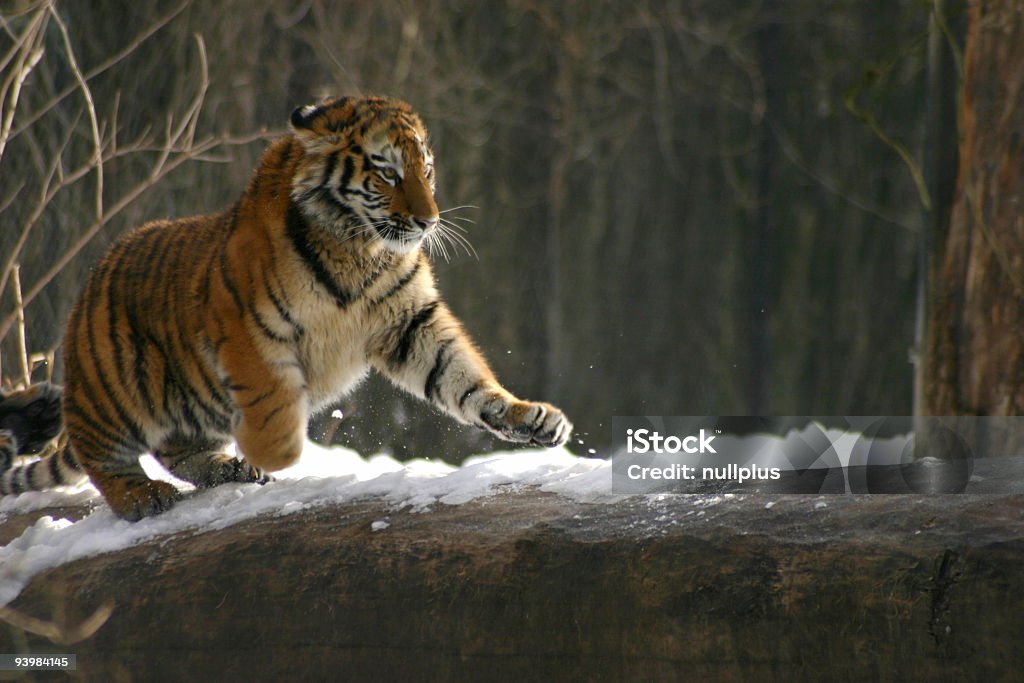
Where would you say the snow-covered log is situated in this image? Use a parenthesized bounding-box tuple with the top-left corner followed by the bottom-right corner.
(3, 489, 1023, 681)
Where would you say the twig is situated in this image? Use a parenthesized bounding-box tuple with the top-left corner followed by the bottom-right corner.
(0, 116, 98, 307)
(8, 0, 191, 142)
(846, 86, 932, 211)
(49, 4, 104, 220)
(0, 8, 46, 166)
(12, 265, 30, 388)
(0, 601, 115, 645)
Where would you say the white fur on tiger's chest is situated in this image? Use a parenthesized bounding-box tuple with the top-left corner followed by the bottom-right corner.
(295, 306, 374, 409)
(267, 243, 432, 410)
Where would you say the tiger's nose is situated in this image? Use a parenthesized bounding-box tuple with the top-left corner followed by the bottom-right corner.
(414, 217, 438, 232)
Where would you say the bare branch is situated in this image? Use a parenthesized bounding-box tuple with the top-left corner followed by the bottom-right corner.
(0, 600, 114, 645)
(0, 111, 93, 307)
(182, 34, 209, 148)
(0, 179, 25, 214)
(0, 6, 47, 166)
(49, 4, 103, 220)
(8, 0, 190, 142)
(0, 2, 43, 74)
(11, 265, 30, 387)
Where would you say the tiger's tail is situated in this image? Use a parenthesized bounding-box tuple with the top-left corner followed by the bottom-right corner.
(0, 437, 86, 495)
(0, 383, 87, 495)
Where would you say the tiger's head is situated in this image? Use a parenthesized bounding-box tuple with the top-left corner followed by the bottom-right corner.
(289, 96, 439, 254)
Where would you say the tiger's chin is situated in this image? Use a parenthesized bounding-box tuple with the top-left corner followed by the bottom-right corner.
(383, 237, 426, 254)
(378, 227, 431, 254)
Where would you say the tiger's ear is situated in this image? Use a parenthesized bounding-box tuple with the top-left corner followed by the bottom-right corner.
(290, 103, 324, 131)
(290, 96, 353, 152)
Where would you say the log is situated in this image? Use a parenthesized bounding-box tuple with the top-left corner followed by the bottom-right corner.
(3, 490, 1024, 681)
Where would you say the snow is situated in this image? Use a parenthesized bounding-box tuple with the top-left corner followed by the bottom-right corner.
(0, 441, 610, 607)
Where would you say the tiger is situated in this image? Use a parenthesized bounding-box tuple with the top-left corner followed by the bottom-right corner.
(0, 96, 572, 520)
(0, 383, 67, 492)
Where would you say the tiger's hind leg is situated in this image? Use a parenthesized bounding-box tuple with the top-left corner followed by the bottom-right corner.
(155, 436, 272, 489)
(70, 436, 180, 521)
(84, 461, 181, 521)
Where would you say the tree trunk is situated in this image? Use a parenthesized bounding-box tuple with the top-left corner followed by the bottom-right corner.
(914, 0, 962, 418)
(927, 0, 1024, 416)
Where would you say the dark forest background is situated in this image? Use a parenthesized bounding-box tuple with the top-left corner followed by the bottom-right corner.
(0, 0, 964, 461)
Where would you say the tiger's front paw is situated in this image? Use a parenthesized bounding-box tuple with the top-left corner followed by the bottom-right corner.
(479, 397, 572, 448)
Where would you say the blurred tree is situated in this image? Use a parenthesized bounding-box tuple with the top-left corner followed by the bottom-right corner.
(748, 0, 781, 414)
(913, 0, 962, 418)
(927, 0, 1024, 415)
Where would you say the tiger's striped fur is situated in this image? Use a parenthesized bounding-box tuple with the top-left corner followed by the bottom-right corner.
(0, 383, 82, 494)
(0, 96, 571, 520)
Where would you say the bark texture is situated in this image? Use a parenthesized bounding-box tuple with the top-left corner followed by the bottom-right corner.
(928, 0, 1024, 415)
